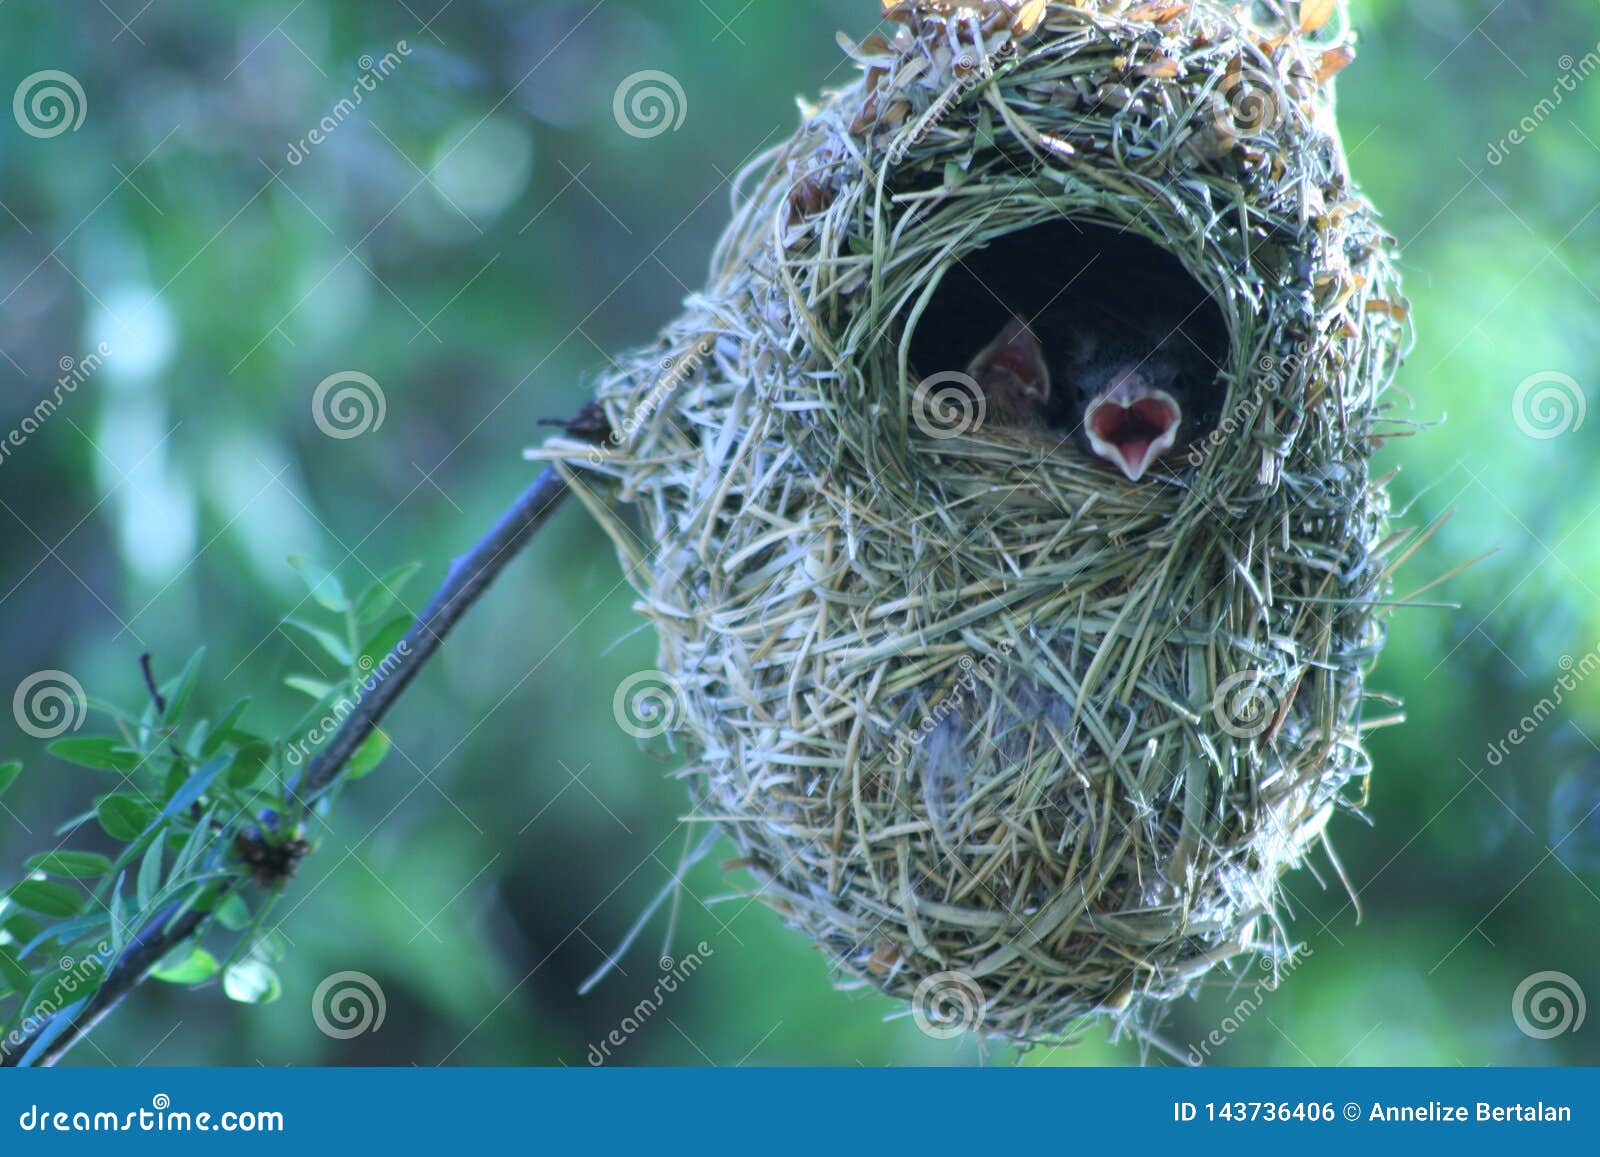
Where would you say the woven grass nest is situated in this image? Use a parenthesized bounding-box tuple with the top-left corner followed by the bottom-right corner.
(540, 0, 1410, 1046)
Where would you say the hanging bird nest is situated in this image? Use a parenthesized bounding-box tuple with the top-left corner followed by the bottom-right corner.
(537, 0, 1409, 1046)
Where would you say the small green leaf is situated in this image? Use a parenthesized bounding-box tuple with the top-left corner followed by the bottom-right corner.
(47, 738, 143, 773)
(152, 946, 219, 986)
(1, 910, 44, 946)
(223, 959, 281, 1005)
(227, 742, 273, 791)
(22, 958, 103, 1021)
(109, 884, 130, 958)
(354, 562, 423, 624)
(173, 811, 221, 879)
(163, 648, 206, 723)
(96, 794, 159, 841)
(21, 913, 107, 953)
(0, 945, 29, 994)
(285, 676, 339, 700)
(0, 762, 21, 797)
(161, 760, 189, 805)
(160, 756, 229, 820)
(8, 880, 85, 918)
(285, 619, 354, 666)
(136, 840, 164, 910)
(199, 699, 252, 758)
(250, 930, 288, 964)
(0, 940, 30, 985)
(51, 805, 98, 838)
(346, 729, 391, 781)
(23, 852, 112, 879)
(287, 556, 348, 612)
(213, 893, 251, 932)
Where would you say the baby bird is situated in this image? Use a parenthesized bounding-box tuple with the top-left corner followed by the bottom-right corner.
(964, 317, 1052, 429)
(959, 314, 1214, 478)
(1066, 325, 1205, 482)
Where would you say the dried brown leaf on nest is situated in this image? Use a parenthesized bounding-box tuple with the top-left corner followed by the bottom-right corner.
(535, 0, 1406, 1048)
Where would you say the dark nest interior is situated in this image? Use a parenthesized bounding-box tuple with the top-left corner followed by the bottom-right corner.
(907, 220, 1231, 436)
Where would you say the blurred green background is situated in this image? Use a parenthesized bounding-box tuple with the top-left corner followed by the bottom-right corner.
(0, 0, 1596, 1067)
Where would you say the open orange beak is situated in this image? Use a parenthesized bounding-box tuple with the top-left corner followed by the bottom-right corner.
(1085, 380, 1183, 482)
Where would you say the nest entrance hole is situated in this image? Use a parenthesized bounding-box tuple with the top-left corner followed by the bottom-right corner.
(907, 220, 1231, 433)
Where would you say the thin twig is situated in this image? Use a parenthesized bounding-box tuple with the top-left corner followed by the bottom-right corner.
(138, 653, 166, 715)
(296, 465, 570, 804)
(4, 465, 571, 1068)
